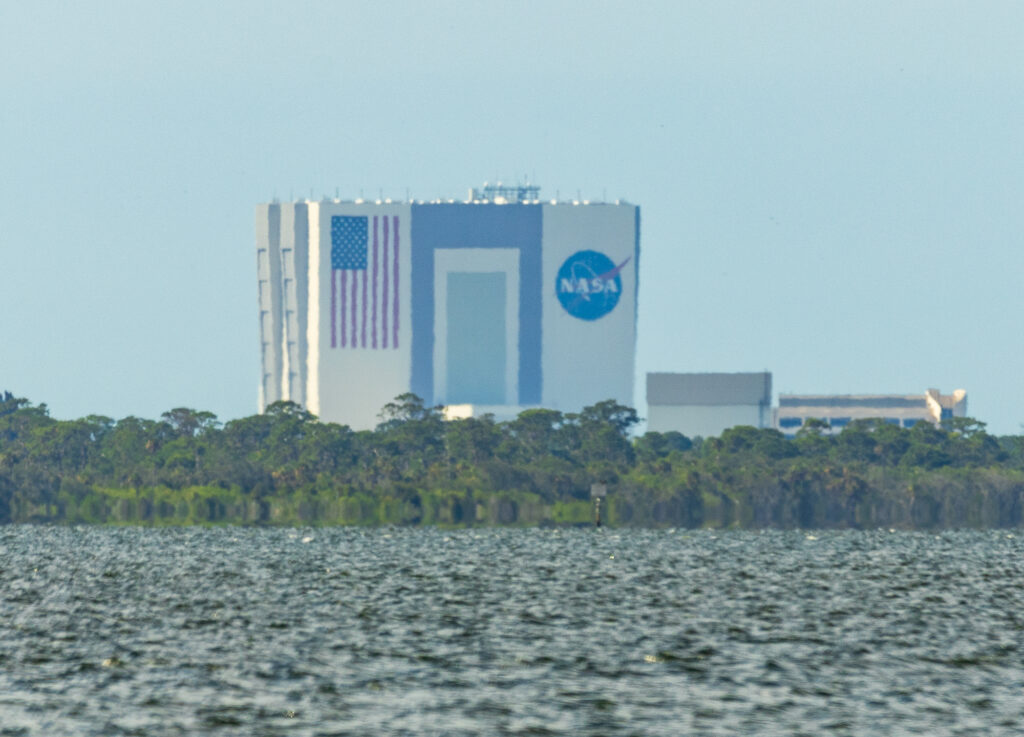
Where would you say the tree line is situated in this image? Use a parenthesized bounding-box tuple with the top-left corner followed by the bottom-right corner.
(2, 390, 1024, 528)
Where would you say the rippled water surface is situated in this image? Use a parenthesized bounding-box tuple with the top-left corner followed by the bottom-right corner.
(3, 527, 1024, 736)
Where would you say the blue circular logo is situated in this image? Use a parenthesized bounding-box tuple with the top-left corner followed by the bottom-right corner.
(555, 250, 629, 321)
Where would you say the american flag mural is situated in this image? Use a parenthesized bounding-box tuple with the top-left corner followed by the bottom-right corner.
(330, 215, 399, 349)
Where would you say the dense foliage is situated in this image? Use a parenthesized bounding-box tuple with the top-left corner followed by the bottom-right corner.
(2, 390, 1024, 528)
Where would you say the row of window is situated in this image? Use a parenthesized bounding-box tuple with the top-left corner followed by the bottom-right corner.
(777, 416, 923, 430)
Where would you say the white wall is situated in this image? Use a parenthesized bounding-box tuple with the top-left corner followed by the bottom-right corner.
(540, 204, 637, 412)
(647, 405, 766, 438)
(307, 202, 413, 430)
(255, 203, 282, 411)
(278, 204, 303, 405)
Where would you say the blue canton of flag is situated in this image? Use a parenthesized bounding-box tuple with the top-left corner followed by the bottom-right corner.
(329, 214, 400, 350)
(331, 216, 368, 269)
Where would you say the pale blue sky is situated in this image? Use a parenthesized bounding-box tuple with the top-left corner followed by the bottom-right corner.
(2, 1, 1022, 432)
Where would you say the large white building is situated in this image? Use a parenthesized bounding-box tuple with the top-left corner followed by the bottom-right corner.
(775, 389, 968, 436)
(645, 373, 970, 440)
(256, 186, 640, 429)
(646, 372, 773, 438)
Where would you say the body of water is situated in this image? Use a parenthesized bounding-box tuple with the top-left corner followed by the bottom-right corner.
(2, 526, 1023, 735)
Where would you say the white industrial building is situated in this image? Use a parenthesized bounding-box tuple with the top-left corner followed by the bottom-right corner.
(256, 185, 640, 429)
(775, 389, 968, 436)
(646, 372, 773, 438)
(645, 374, 970, 440)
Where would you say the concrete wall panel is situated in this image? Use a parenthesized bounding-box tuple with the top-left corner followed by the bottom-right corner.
(541, 204, 638, 412)
(307, 202, 413, 429)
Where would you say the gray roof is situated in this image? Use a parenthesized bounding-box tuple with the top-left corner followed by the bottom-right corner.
(778, 395, 925, 409)
(647, 372, 771, 406)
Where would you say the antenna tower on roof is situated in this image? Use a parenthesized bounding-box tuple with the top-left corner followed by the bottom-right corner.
(468, 181, 541, 204)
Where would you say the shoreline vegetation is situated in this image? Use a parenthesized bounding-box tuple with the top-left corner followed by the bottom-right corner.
(2, 391, 1024, 529)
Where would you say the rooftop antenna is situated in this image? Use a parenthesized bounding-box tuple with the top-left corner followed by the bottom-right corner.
(469, 180, 541, 204)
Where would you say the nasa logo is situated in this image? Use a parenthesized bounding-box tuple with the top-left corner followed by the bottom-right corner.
(555, 250, 630, 321)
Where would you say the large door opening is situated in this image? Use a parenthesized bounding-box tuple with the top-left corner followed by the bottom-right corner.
(445, 271, 506, 405)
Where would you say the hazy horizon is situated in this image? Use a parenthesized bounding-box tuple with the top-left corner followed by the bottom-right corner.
(3, 1, 1022, 433)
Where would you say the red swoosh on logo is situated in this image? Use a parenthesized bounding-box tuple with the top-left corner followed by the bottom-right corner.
(598, 256, 631, 282)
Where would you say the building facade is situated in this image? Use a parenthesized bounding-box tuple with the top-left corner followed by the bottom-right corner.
(774, 389, 968, 437)
(256, 188, 640, 429)
(646, 372, 773, 438)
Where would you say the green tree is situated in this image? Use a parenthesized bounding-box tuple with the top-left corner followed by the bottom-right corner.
(500, 408, 575, 463)
(445, 415, 502, 465)
(634, 431, 692, 464)
(374, 394, 445, 479)
(573, 400, 640, 467)
(793, 418, 833, 457)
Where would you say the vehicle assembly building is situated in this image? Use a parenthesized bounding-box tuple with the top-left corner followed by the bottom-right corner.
(256, 185, 640, 429)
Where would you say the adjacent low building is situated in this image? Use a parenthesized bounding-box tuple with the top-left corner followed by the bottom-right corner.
(645, 373, 970, 440)
(646, 372, 772, 438)
(775, 389, 968, 437)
